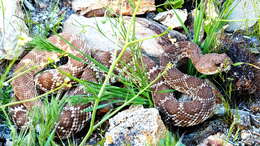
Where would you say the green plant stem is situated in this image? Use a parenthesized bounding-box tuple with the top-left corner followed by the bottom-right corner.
(80, 2, 172, 145)
(233, 62, 260, 70)
(0, 58, 17, 87)
(0, 83, 67, 109)
(79, 42, 129, 146)
(80, 62, 172, 144)
(4, 65, 40, 84)
(193, 1, 204, 45)
(93, 64, 171, 130)
(79, 27, 170, 145)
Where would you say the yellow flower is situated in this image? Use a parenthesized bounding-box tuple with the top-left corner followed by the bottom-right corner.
(17, 33, 32, 47)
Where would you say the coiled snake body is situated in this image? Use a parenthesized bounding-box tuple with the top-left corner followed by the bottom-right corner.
(9, 33, 231, 138)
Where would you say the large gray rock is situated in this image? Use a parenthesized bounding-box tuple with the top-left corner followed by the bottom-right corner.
(104, 106, 167, 146)
(226, 0, 260, 31)
(63, 14, 186, 57)
(0, 0, 29, 60)
(72, 0, 156, 17)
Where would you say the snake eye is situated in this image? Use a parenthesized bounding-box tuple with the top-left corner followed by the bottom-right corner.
(56, 56, 69, 66)
(215, 63, 221, 67)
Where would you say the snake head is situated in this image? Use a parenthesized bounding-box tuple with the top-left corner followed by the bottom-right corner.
(195, 53, 232, 75)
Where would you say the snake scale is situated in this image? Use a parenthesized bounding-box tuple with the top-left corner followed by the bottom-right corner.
(9, 33, 232, 138)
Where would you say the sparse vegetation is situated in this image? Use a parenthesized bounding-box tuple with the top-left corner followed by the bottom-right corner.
(0, 0, 259, 145)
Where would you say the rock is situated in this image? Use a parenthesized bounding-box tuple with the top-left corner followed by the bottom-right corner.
(240, 130, 251, 140)
(154, 9, 188, 29)
(198, 133, 233, 146)
(220, 33, 256, 93)
(233, 110, 251, 130)
(251, 102, 260, 113)
(248, 37, 260, 47)
(0, 124, 11, 145)
(182, 119, 228, 145)
(251, 114, 260, 128)
(0, 0, 29, 60)
(63, 14, 186, 57)
(72, 0, 156, 17)
(253, 55, 260, 102)
(215, 105, 258, 129)
(252, 55, 260, 112)
(248, 47, 260, 54)
(104, 106, 167, 146)
(240, 129, 260, 145)
(22, 0, 74, 36)
(226, 0, 260, 31)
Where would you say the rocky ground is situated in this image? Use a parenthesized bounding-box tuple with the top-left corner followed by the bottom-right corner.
(0, 0, 259, 145)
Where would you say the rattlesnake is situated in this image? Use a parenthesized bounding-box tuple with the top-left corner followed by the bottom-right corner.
(9, 33, 232, 138)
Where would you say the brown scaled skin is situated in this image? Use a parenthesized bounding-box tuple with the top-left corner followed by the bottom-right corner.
(10, 33, 91, 138)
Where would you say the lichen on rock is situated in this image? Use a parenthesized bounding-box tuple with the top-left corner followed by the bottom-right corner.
(105, 106, 167, 146)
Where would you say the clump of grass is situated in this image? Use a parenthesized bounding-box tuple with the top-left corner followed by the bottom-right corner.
(0, 60, 16, 105)
(22, 0, 65, 37)
(2, 96, 67, 145)
(156, 0, 184, 12)
(158, 131, 184, 146)
(201, 0, 235, 52)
